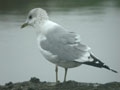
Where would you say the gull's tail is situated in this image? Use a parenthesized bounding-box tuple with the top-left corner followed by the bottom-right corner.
(83, 53, 118, 73)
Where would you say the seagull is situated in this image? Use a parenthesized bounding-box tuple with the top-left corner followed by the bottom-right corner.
(21, 8, 117, 83)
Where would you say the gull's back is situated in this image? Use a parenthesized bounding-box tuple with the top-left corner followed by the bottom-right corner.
(40, 23, 90, 63)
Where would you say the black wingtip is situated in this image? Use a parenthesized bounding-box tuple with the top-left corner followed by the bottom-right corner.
(110, 69, 118, 73)
(103, 65, 118, 73)
(84, 53, 118, 73)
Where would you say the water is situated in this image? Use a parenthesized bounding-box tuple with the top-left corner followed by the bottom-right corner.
(0, 0, 120, 85)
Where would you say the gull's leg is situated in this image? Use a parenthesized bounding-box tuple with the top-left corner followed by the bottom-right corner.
(55, 65, 58, 83)
(64, 68, 68, 82)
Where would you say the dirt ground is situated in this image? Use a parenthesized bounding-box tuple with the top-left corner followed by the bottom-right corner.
(0, 77, 120, 90)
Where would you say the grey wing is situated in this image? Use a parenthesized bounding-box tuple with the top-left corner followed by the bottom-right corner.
(40, 25, 91, 62)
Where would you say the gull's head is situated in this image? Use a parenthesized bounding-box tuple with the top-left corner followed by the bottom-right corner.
(21, 8, 48, 28)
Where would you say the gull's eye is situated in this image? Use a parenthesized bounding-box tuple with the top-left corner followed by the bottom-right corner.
(29, 15, 32, 19)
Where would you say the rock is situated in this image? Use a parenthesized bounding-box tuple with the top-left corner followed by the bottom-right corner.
(5, 82, 13, 89)
(0, 77, 120, 90)
(30, 77, 40, 83)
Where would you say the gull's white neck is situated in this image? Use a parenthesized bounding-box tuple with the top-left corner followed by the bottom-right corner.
(34, 20, 58, 37)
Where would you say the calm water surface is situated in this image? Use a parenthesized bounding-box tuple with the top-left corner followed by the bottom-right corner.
(0, 0, 120, 84)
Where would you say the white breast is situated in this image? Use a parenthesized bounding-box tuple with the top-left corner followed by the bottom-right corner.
(40, 20, 58, 35)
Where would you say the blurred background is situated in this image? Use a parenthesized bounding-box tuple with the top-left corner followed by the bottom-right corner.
(0, 0, 120, 85)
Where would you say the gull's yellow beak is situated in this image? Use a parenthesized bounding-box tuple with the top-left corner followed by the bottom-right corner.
(21, 22, 28, 28)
